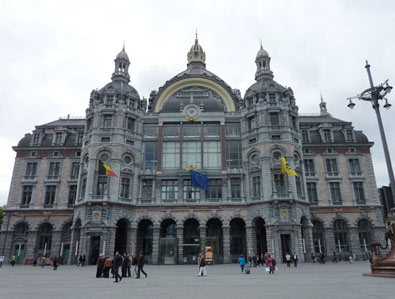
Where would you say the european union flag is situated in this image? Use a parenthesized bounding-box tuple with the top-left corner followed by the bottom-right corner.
(191, 170, 209, 190)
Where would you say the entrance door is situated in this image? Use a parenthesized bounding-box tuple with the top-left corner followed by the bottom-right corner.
(63, 244, 70, 264)
(206, 237, 221, 264)
(280, 234, 291, 263)
(159, 238, 177, 264)
(90, 236, 100, 265)
(14, 244, 25, 265)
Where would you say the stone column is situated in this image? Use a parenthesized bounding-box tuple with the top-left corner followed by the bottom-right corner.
(262, 157, 272, 201)
(107, 227, 117, 255)
(246, 226, 256, 256)
(26, 230, 37, 261)
(324, 227, 335, 257)
(176, 226, 184, 264)
(152, 226, 160, 265)
(199, 226, 206, 254)
(130, 226, 137, 255)
(223, 226, 231, 263)
(85, 159, 96, 201)
(243, 162, 250, 201)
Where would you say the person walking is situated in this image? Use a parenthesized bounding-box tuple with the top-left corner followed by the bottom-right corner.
(53, 257, 59, 270)
(285, 252, 291, 267)
(136, 251, 147, 279)
(82, 254, 86, 267)
(11, 255, 16, 267)
(332, 251, 338, 263)
(127, 254, 132, 277)
(131, 254, 138, 278)
(311, 252, 315, 263)
(103, 255, 112, 278)
(113, 252, 123, 283)
(237, 254, 246, 273)
(198, 253, 207, 276)
(121, 253, 129, 277)
(78, 255, 83, 267)
(96, 254, 105, 278)
(40, 256, 46, 268)
(293, 253, 298, 267)
(267, 255, 274, 275)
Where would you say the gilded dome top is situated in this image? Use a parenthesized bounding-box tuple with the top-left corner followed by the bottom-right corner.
(187, 34, 206, 65)
(116, 46, 129, 61)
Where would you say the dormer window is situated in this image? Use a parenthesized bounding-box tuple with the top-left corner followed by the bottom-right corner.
(33, 134, 40, 145)
(248, 116, 256, 130)
(103, 115, 112, 128)
(323, 129, 331, 142)
(346, 129, 354, 142)
(77, 133, 83, 144)
(55, 133, 63, 145)
(270, 112, 279, 126)
(127, 117, 135, 131)
(107, 95, 113, 105)
(302, 130, 309, 142)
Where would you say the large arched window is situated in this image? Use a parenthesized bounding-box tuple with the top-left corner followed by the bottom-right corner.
(358, 219, 373, 252)
(230, 218, 246, 262)
(137, 219, 153, 260)
(37, 223, 53, 252)
(312, 220, 325, 254)
(333, 219, 350, 252)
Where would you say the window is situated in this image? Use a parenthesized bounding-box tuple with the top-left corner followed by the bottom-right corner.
(142, 179, 153, 199)
(68, 185, 77, 205)
(348, 159, 362, 175)
(120, 178, 131, 199)
(358, 219, 372, 252)
(225, 123, 241, 137)
(44, 185, 57, 206)
(183, 124, 200, 138)
(291, 115, 297, 129)
(302, 130, 309, 142)
(127, 117, 135, 131)
(270, 113, 279, 126)
(143, 124, 158, 137)
(70, 162, 79, 179)
(206, 179, 222, 199)
(304, 159, 315, 176)
(248, 116, 256, 130)
(48, 162, 61, 179)
(101, 137, 110, 142)
(33, 134, 40, 145)
(312, 220, 325, 253)
(271, 135, 281, 140)
(184, 180, 200, 200)
(97, 176, 108, 195)
(37, 223, 52, 250)
(161, 180, 178, 200)
(77, 133, 83, 144)
(346, 129, 353, 141)
(162, 142, 180, 169)
(55, 133, 62, 145)
(107, 95, 113, 105)
(204, 141, 221, 169)
(143, 142, 158, 169)
(21, 185, 33, 206)
(274, 174, 286, 194)
(334, 219, 350, 252)
(25, 162, 37, 179)
(230, 178, 241, 198)
(323, 129, 331, 142)
(163, 125, 179, 138)
(204, 124, 220, 137)
(296, 176, 303, 197)
(80, 178, 87, 198)
(226, 141, 241, 169)
(353, 182, 366, 203)
(326, 159, 338, 176)
(307, 182, 318, 205)
(330, 182, 342, 204)
(252, 176, 261, 197)
(103, 115, 113, 128)
(182, 141, 201, 169)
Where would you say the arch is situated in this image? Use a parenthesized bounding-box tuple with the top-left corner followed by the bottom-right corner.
(183, 218, 200, 263)
(160, 218, 177, 238)
(135, 215, 156, 228)
(206, 218, 224, 264)
(227, 214, 247, 227)
(93, 147, 116, 159)
(265, 144, 290, 157)
(11, 220, 30, 232)
(35, 219, 56, 231)
(181, 215, 201, 227)
(114, 218, 130, 255)
(36, 223, 53, 256)
(158, 214, 178, 226)
(229, 217, 247, 262)
(13, 222, 29, 236)
(155, 78, 236, 113)
(253, 217, 267, 256)
(330, 216, 351, 228)
(137, 219, 153, 262)
(358, 218, 373, 252)
(312, 219, 325, 254)
(333, 219, 350, 253)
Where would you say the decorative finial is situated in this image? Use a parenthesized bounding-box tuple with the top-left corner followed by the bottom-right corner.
(195, 28, 198, 42)
(260, 39, 263, 50)
(123, 41, 125, 51)
(320, 91, 323, 102)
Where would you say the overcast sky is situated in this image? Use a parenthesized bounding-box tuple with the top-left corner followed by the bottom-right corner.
(1, 0, 395, 206)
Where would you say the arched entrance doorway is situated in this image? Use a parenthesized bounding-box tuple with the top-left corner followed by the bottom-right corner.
(12, 223, 28, 265)
(36, 223, 53, 258)
(159, 219, 177, 264)
(114, 218, 129, 255)
(60, 222, 72, 264)
(254, 217, 267, 257)
(206, 218, 223, 264)
(183, 218, 200, 264)
(312, 219, 325, 255)
(230, 218, 246, 262)
(137, 219, 153, 264)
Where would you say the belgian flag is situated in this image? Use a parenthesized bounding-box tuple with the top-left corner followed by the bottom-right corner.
(100, 160, 118, 177)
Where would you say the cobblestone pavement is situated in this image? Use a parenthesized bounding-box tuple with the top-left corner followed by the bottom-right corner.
(0, 262, 393, 299)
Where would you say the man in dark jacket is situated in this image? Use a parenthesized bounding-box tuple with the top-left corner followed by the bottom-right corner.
(121, 253, 130, 277)
(113, 252, 123, 283)
(96, 254, 105, 278)
(136, 251, 147, 278)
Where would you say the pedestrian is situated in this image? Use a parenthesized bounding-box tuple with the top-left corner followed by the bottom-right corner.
(198, 253, 207, 276)
(41, 256, 46, 268)
(293, 253, 298, 267)
(285, 252, 291, 267)
(248, 255, 253, 268)
(82, 254, 86, 266)
(113, 252, 123, 283)
(253, 254, 257, 267)
(320, 252, 325, 264)
(33, 258, 37, 266)
(267, 255, 274, 275)
(78, 255, 83, 267)
(127, 254, 132, 277)
(311, 252, 315, 263)
(332, 251, 337, 263)
(131, 254, 138, 278)
(11, 255, 16, 267)
(0, 256, 4, 267)
(136, 251, 147, 279)
(237, 254, 246, 273)
(103, 255, 112, 278)
(121, 253, 129, 277)
(53, 257, 58, 270)
(263, 252, 268, 266)
(96, 254, 105, 278)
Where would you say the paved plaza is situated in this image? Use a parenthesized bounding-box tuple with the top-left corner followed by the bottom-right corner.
(0, 262, 393, 299)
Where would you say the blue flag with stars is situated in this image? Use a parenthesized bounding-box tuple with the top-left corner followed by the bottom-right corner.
(191, 170, 209, 190)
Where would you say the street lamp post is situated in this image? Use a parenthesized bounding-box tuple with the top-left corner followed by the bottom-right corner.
(347, 61, 395, 205)
(349, 61, 395, 278)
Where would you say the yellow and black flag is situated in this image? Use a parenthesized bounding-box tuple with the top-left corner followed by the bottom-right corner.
(281, 157, 298, 176)
(99, 160, 118, 177)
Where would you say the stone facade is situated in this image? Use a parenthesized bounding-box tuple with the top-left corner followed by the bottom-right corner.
(0, 39, 385, 265)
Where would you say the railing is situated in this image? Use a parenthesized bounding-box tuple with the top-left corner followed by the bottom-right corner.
(20, 204, 30, 208)
(91, 195, 104, 200)
(43, 204, 54, 209)
(23, 175, 37, 180)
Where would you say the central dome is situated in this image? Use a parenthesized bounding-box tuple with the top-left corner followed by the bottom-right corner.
(187, 35, 206, 65)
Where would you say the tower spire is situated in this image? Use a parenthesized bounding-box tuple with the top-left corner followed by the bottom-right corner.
(112, 45, 130, 83)
(319, 92, 329, 115)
